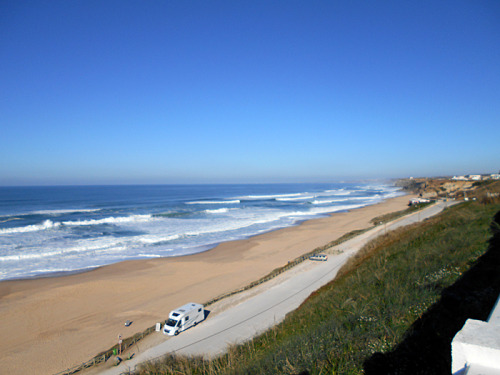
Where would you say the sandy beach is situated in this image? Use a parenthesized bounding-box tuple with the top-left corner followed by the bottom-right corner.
(0, 194, 411, 375)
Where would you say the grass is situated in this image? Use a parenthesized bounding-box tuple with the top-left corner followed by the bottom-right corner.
(136, 199, 500, 375)
(369, 201, 433, 226)
(79, 224, 375, 372)
(202, 227, 372, 308)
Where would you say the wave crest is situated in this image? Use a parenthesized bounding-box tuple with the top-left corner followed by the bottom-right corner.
(186, 200, 240, 205)
(0, 219, 61, 234)
(0, 214, 153, 235)
(62, 214, 152, 226)
(276, 195, 315, 201)
(239, 193, 302, 200)
(204, 208, 235, 214)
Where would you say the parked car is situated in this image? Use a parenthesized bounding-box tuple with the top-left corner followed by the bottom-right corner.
(309, 254, 328, 261)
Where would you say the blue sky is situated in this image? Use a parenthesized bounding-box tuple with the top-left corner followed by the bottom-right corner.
(1, 1, 499, 185)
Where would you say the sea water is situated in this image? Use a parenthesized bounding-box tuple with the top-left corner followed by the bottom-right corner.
(0, 183, 403, 281)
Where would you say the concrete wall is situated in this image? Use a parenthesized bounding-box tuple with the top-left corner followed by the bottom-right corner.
(452, 294, 500, 374)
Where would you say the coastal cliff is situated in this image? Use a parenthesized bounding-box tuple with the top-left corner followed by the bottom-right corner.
(396, 177, 500, 202)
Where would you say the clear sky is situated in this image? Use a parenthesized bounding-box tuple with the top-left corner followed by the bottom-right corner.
(1, 1, 499, 185)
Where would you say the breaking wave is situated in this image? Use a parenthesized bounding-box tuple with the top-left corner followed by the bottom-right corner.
(0, 182, 403, 280)
(238, 193, 302, 200)
(0, 219, 61, 234)
(186, 200, 240, 205)
(276, 195, 315, 201)
(0, 214, 153, 234)
(62, 214, 152, 226)
(312, 196, 379, 205)
(31, 208, 102, 215)
(204, 208, 233, 214)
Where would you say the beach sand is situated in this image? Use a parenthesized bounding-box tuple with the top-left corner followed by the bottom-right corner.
(0, 194, 411, 375)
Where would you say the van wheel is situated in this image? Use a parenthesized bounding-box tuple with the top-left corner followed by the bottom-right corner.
(174, 331, 179, 336)
(194, 321, 197, 326)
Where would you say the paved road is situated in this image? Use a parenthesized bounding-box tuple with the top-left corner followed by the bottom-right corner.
(101, 200, 454, 375)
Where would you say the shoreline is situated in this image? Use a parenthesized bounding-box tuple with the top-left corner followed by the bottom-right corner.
(1, 197, 400, 283)
(0, 212, 358, 283)
(0, 194, 412, 375)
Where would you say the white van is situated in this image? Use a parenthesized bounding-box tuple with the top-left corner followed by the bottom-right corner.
(163, 302, 205, 336)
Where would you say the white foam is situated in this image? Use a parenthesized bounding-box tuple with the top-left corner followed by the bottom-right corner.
(311, 203, 367, 214)
(180, 211, 285, 237)
(62, 214, 152, 226)
(184, 200, 375, 238)
(31, 208, 101, 215)
(0, 214, 153, 235)
(186, 200, 240, 205)
(382, 190, 404, 199)
(312, 196, 377, 205)
(276, 195, 315, 201)
(0, 183, 403, 281)
(274, 203, 367, 218)
(0, 219, 61, 234)
(306, 189, 354, 199)
(0, 237, 125, 261)
(327, 190, 352, 196)
(1, 208, 101, 218)
(0, 248, 74, 261)
(239, 193, 302, 200)
(204, 208, 231, 214)
(312, 198, 347, 204)
(20, 264, 102, 277)
(138, 234, 181, 245)
(184, 223, 247, 237)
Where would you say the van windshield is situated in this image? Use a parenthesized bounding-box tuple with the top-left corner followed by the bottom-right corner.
(166, 318, 179, 327)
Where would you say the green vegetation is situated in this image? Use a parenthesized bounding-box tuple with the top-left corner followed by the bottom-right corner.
(472, 179, 495, 188)
(75, 227, 375, 374)
(369, 200, 433, 225)
(137, 200, 500, 375)
(472, 180, 500, 204)
(202, 227, 372, 308)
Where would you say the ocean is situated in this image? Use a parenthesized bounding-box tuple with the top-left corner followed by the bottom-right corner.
(0, 183, 403, 281)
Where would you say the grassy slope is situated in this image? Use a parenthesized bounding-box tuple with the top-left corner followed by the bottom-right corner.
(138, 201, 500, 375)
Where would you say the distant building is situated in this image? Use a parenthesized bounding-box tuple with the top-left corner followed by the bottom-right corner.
(452, 174, 499, 181)
(409, 198, 431, 205)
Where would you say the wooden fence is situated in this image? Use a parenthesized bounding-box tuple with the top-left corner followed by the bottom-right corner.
(53, 326, 158, 375)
